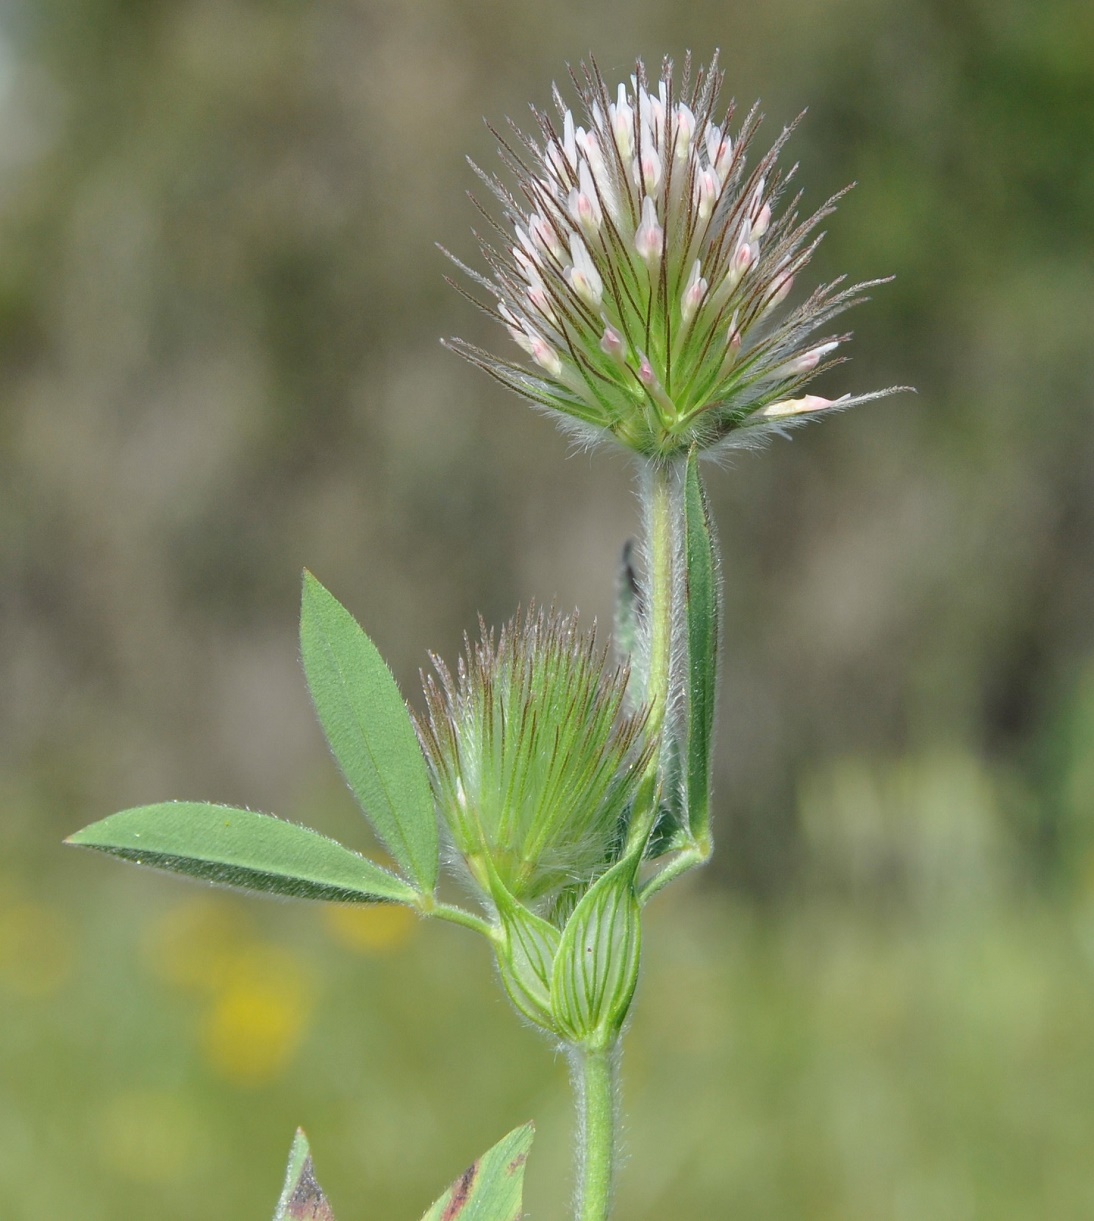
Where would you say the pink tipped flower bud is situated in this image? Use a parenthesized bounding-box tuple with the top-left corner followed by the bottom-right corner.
(774, 340, 840, 379)
(752, 201, 772, 238)
(500, 305, 536, 356)
(680, 260, 708, 325)
(706, 125, 733, 176)
(763, 271, 794, 314)
(717, 312, 743, 378)
(528, 212, 563, 260)
(568, 162, 603, 236)
(526, 281, 555, 323)
(530, 336, 563, 377)
(632, 134, 663, 196)
(600, 325, 626, 362)
(725, 237, 754, 290)
(694, 168, 719, 221)
(634, 196, 664, 265)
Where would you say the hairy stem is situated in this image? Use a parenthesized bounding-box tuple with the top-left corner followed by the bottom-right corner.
(627, 458, 682, 855)
(423, 900, 498, 941)
(570, 1041, 620, 1221)
(637, 840, 712, 905)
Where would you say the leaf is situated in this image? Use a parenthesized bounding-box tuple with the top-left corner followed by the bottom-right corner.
(274, 1129, 336, 1221)
(66, 803, 420, 905)
(300, 571, 439, 894)
(643, 732, 684, 860)
(419, 1123, 534, 1221)
(683, 446, 721, 847)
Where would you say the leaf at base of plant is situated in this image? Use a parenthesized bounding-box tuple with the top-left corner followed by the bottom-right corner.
(419, 1122, 534, 1221)
(274, 1129, 336, 1221)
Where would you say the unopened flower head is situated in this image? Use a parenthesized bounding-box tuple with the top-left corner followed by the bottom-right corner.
(416, 607, 650, 909)
(445, 54, 904, 458)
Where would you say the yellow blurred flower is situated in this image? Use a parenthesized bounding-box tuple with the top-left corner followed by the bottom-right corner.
(322, 902, 417, 955)
(141, 894, 255, 994)
(199, 943, 313, 1087)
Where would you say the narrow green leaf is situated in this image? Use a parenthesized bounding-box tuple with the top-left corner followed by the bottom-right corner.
(419, 1123, 534, 1221)
(300, 572, 438, 893)
(644, 733, 684, 860)
(274, 1129, 336, 1221)
(683, 446, 721, 847)
(66, 803, 420, 905)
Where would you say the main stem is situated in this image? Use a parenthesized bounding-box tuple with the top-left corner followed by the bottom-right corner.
(571, 1041, 620, 1221)
(627, 457, 680, 855)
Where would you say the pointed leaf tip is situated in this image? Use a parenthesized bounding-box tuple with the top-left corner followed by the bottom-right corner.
(274, 1129, 336, 1221)
(66, 803, 420, 905)
(300, 572, 439, 894)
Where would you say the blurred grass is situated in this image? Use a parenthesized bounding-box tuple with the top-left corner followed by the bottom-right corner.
(2, 0, 1093, 1215)
(5, 813, 1094, 1219)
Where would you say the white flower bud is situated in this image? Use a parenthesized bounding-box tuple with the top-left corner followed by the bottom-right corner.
(672, 103, 696, 161)
(610, 83, 634, 160)
(568, 161, 603, 236)
(761, 393, 847, 419)
(566, 234, 603, 307)
(632, 125, 663, 196)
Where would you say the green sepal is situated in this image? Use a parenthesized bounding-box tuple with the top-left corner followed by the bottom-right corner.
(300, 571, 439, 894)
(66, 803, 420, 905)
(683, 446, 720, 848)
(419, 1123, 534, 1221)
(273, 1129, 336, 1221)
(551, 856, 642, 1046)
(490, 875, 562, 1033)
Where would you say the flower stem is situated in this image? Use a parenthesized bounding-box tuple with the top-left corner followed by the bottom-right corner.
(570, 1041, 620, 1221)
(423, 899, 498, 942)
(627, 458, 681, 855)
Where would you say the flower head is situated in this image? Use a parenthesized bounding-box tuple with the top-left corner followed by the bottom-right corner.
(415, 607, 650, 910)
(445, 54, 904, 458)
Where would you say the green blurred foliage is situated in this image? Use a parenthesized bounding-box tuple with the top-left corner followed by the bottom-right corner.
(1, 0, 1092, 1215)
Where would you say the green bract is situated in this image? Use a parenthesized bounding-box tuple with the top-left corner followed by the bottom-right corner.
(416, 607, 650, 910)
(446, 54, 904, 458)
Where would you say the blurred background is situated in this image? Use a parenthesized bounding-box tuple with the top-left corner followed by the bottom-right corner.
(2, 0, 1093, 1216)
